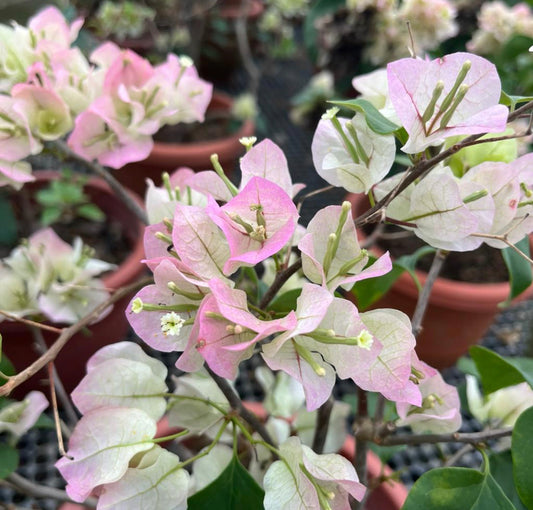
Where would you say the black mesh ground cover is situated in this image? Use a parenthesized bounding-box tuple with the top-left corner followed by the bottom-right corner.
(3, 53, 533, 507)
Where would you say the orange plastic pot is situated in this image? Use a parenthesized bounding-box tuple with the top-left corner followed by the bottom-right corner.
(1, 171, 146, 397)
(117, 92, 255, 197)
(348, 192, 533, 369)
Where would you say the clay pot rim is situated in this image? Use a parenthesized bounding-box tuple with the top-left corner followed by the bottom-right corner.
(347, 192, 533, 311)
(150, 91, 255, 158)
(216, 0, 265, 20)
(31, 170, 145, 291)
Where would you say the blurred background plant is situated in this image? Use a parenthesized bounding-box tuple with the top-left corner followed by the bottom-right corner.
(302, 0, 533, 95)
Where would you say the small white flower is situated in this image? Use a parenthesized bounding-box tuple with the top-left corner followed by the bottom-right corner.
(160, 312, 185, 336)
(356, 329, 374, 350)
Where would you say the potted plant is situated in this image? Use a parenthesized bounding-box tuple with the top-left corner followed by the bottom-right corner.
(0, 3, 215, 395)
(2, 5, 533, 510)
(118, 91, 256, 197)
(0, 170, 146, 394)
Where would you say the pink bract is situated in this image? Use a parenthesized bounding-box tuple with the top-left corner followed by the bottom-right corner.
(207, 176, 299, 275)
(388, 52, 508, 153)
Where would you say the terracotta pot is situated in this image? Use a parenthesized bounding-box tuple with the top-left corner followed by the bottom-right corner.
(215, 0, 265, 19)
(1, 171, 146, 397)
(117, 92, 255, 197)
(348, 192, 533, 369)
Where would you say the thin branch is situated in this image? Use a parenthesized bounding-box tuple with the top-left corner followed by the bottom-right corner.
(47, 362, 71, 457)
(472, 232, 533, 265)
(3, 472, 97, 507)
(259, 258, 303, 310)
(352, 388, 369, 510)
(376, 426, 512, 446)
(204, 365, 277, 450)
(0, 277, 152, 397)
(31, 327, 78, 429)
(374, 394, 386, 423)
(411, 249, 448, 337)
(0, 311, 62, 334)
(234, 0, 260, 97)
(296, 185, 335, 212)
(354, 99, 533, 229)
(444, 444, 473, 467)
(49, 139, 148, 226)
(312, 395, 334, 454)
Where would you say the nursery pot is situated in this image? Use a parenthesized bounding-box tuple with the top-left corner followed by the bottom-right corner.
(117, 92, 255, 197)
(1, 171, 146, 397)
(348, 192, 533, 369)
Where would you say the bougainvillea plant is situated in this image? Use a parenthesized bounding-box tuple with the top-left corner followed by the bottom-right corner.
(2, 5, 533, 510)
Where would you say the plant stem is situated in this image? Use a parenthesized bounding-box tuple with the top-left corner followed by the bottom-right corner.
(352, 387, 369, 510)
(312, 395, 334, 454)
(354, 99, 533, 228)
(0, 276, 153, 397)
(233, 0, 260, 97)
(376, 426, 512, 446)
(411, 249, 448, 337)
(204, 365, 277, 449)
(259, 258, 302, 309)
(49, 139, 148, 225)
(0, 311, 62, 333)
(30, 327, 78, 428)
(444, 443, 472, 467)
(1, 472, 97, 508)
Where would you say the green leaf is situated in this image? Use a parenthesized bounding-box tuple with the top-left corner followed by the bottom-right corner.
(187, 454, 264, 510)
(350, 246, 434, 311)
(34, 413, 55, 430)
(349, 261, 404, 311)
(268, 288, 302, 314)
(35, 188, 60, 207)
(76, 203, 105, 222)
(328, 98, 401, 134)
(395, 245, 436, 290)
(456, 356, 480, 378)
(40, 207, 63, 226)
(0, 194, 17, 246)
(500, 91, 533, 111)
(500, 237, 532, 308)
(470, 345, 533, 394)
(0, 444, 18, 479)
(490, 451, 528, 510)
(0, 352, 15, 387)
(403, 465, 515, 510)
(513, 406, 533, 508)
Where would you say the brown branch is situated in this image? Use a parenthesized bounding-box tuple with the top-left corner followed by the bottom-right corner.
(352, 388, 369, 510)
(376, 426, 512, 446)
(411, 249, 448, 337)
(0, 311, 62, 334)
(31, 327, 78, 428)
(2, 473, 97, 507)
(312, 395, 334, 454)
(47, 363, 72, 458)
(204, 365, 277, 450)
(0, 277, 152, 397)
(354, 100, 533, 229)
(472, 231, 533, 265)
(259, 258, 303, 310)
(49, 139, 148, 226)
